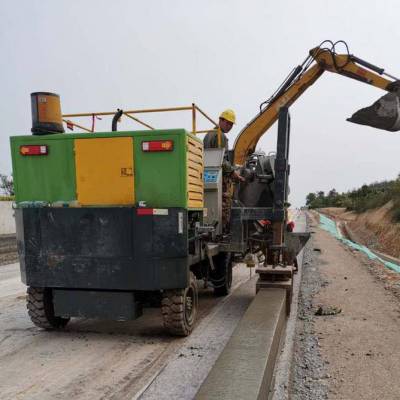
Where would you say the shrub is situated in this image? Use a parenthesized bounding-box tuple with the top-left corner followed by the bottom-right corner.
(305, 175, 400, 222)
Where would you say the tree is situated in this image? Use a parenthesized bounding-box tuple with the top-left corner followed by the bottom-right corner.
(328, 188, 338, 198)
(0, 174, 14, 196)
(306, 192, 316, 206)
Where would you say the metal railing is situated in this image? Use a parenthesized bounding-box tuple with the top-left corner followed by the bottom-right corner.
(62, 103, 218, 135)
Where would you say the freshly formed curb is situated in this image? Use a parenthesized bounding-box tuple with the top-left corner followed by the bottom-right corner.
(195, 288, 286, 400)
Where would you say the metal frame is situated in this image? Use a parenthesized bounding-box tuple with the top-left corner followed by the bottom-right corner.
(228, 107, 291, 254)
(272, 106, 290, 248)
(62, 103, 218, 135)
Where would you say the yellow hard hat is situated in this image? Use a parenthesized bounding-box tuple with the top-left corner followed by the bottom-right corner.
(219, 109, 236, 124)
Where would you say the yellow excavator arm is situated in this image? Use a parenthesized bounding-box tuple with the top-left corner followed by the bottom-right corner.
(233, 41, 399, 165)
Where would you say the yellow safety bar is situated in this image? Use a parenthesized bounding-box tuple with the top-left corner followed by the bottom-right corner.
(62, 103, 219, 137)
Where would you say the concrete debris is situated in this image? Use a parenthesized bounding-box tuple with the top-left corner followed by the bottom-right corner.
(314, 305, 342, 316)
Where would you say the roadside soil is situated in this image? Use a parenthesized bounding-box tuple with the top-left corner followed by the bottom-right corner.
(320, 203, 400, 259)
(319, 205, 400, 300)
(0, 263, 255, 400)
(291, 211, 400, 400)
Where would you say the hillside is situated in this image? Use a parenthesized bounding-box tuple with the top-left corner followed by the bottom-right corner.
(320, 202, 400, 259)
(306, 176, 400, 223)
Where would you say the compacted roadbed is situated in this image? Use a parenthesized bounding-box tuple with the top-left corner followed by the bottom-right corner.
(0, 263, 255, 400)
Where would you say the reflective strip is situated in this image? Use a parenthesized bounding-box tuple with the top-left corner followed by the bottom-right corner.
(153, 209, 168, 215)
(137, 208, 169, 216)
(178, 212, 183, 234)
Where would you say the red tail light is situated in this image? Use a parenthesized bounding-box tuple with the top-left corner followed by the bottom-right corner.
(20, 145, 48, 156)
(141, 140, 174, 152)
(287, 221, 295, 232)
(137, 208, 154, 216)
(137, 208, 169, 216)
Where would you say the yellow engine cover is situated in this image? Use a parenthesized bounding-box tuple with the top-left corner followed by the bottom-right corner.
(75, 137, 134, 205)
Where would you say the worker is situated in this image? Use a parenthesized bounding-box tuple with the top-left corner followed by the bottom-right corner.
(204, 109, 245, 233)
(203, 109, 244, 181)
(203, 109, 236, 150)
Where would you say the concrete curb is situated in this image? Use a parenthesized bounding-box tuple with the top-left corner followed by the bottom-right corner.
(195, 211, 308, 400)
(270, 249, 305, 400)
(270, 211, 307, 400)
(195, 288, 287, 400)
(134, 269, 256, 400)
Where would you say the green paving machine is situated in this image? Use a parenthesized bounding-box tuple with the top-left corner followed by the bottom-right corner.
(13, 96, 247, 336)
(11, 40, 400, 336)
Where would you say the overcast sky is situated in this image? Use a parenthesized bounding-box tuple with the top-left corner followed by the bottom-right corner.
(1, 0, 399, 206)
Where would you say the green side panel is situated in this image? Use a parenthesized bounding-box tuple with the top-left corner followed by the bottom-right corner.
(134, 130, 188, 208)
(10, 129, 192, 207)
(10, 137, 76, 203)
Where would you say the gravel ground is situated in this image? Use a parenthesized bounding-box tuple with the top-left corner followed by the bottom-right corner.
(291, 215, 329, 400)
(270, 210, 306, 400)
(291, 211, 400, 400)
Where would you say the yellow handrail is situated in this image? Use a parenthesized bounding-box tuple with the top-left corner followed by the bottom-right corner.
(62, 104, 218, 135)
(62, 119, 92, 133)
(123, 112, 154, 130)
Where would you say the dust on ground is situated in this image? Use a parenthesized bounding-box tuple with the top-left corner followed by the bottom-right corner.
(291, 215, 329, 400)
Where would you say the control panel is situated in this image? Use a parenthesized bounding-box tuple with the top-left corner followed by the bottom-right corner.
(204, 169, 219, 183)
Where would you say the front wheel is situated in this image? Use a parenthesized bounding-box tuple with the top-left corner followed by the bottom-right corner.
(211, 252, 233, 297)
(161, 272, 198, 336)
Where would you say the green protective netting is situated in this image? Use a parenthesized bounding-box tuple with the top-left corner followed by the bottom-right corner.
(318, 213, 400, 274)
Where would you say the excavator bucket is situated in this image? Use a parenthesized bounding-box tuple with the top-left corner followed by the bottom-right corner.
(347, 85, 400, 132)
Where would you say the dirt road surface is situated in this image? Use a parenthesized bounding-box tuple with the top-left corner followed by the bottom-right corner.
(9, 208, 396, 400)
(0, 234, 18, 266)
(0, 262, 256, 400)
(292, 211, 400, 400)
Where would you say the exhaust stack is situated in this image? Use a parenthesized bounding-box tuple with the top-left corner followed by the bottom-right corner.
(31, 92, 64, 135)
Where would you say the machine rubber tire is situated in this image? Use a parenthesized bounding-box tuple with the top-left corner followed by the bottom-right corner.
(211, 252, 233, 297)
(27, 287, 70, 330)
(161, 272, 198, 336)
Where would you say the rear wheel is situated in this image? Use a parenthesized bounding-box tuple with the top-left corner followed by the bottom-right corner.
(27, 287, 70, 330)
(161, 272, 198, 336)
(211, 252, 233, 297)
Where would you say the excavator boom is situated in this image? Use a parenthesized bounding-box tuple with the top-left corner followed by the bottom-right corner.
(233, 41, 400, 165)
